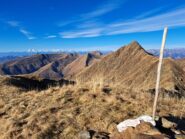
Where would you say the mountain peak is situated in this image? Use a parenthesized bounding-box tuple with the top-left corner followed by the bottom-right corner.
(126, 41, 144, 51)
(115, 41, 148, 57)
(89, 51, 103, 56)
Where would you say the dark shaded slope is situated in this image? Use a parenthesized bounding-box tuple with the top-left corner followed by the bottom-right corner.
(29, 54, 79, 80)
(0, 54, 65, 75)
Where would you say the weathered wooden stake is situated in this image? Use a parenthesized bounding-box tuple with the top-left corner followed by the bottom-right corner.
(152, 27, 168, 120)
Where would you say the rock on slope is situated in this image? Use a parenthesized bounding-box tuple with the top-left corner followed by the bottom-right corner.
(112, 117, 185, 139)
(77, 41, 185, 96)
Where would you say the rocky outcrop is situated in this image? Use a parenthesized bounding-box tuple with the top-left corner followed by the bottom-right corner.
(79, 116, 185, 139)
(112, 116, 185, 139)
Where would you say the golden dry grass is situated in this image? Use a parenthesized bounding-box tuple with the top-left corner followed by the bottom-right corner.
(0, 77, 184, 139)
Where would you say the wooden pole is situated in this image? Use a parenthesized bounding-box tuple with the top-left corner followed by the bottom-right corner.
(152, 27, 168, 120)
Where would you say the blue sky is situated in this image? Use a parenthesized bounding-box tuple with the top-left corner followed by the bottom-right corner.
(0, 0, 185, 52)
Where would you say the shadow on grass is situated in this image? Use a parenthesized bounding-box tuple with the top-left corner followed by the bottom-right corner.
(156, 115, 185, 139)
(4, 76, 75, 91)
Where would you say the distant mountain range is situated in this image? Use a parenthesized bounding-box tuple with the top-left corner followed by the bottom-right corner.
(0, 51, 108, 64)
(0, 51, 102, 80)
(0, 56, 19, 64)
(147, 48, 185, 59)
(1, 48, 185, 64)
(1, 42, 185, 97)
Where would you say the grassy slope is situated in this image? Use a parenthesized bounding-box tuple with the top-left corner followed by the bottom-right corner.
(0, 78, 184, 138)
(77, 41, 185, 96)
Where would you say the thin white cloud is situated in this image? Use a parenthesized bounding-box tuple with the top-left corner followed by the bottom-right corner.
(60, 28, 103, 38)
(60, 6, 185, 38)
(5, 20, 36, 40)
(58, 20, 75, 27)
(7, 21, 20, 27)
(107, 6, 185, 35)
(77, 20, 103, 29)
(19, 29, 36, 40)
(134, 6, 167, 19)
(81, 0, 123, 19)
(45, 35, 57, 39)
(58, 0, 124, 27)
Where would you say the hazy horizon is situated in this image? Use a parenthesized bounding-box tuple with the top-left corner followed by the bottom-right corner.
(2, 43, 185, 53)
